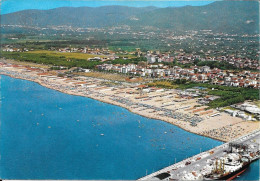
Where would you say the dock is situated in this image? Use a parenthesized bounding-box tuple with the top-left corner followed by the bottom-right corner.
(138, 130, 260, 180)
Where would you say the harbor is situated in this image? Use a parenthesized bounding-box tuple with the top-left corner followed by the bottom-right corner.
(139, 130, 260, 180)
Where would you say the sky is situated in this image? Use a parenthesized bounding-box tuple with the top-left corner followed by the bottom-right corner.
(1, 0, 215, 15)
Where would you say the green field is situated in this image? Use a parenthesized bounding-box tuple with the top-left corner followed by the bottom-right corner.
(0, 50, 144, 69)
(0, 51, 103, 69)
(147, 81, 179, 89)
(27, 50, 105, 59)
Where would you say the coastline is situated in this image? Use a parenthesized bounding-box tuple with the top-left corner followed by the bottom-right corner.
(1, 64, 259, 143)
(1, 72, 220, 143)
(3, 72, 217, 140)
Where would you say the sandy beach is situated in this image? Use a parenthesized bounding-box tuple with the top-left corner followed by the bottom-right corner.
(1, 62, 259, 142)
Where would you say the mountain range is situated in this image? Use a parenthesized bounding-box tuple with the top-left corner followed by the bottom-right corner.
(1, 1, 259, 34)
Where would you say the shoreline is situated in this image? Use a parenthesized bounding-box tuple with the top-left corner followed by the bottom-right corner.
(2, 72, 225, 143)
(1, 65, 259, 142)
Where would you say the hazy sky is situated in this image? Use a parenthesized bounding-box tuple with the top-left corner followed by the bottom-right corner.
(1, 0, 214, 14)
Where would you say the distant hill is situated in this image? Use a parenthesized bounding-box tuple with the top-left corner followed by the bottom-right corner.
(1, 1, 259, 34)
(1, 6, 157, 28)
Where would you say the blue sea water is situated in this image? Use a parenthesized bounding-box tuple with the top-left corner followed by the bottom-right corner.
(0, 75, 257, 180)
(234, 159, 260, 181)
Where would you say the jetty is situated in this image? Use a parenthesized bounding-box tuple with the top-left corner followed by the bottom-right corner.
(139, 130, 260, 180)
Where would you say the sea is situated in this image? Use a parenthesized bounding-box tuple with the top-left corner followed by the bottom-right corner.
(0, 75, 258, 180)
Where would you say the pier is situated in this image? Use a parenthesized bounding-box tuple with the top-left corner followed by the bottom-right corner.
(139, 130, 260, 180)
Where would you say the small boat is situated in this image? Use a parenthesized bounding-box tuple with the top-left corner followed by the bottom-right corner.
(100, 133, 104, 136)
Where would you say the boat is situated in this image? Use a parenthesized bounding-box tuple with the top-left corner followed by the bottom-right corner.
(204, 153, 258, 180)
(204, 161, 249, 180)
